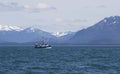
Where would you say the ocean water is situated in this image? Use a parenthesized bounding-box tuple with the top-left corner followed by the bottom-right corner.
(0, 46, 120, 74)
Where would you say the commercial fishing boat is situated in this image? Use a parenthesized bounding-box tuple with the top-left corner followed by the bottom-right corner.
(34, 41, 52, 49)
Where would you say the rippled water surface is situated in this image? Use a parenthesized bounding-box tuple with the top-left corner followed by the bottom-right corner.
(0, 46, 120, 74)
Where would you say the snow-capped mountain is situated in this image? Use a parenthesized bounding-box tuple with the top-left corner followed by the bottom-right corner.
(69, 16, 120, 45)
(0, 26, 57, 43)
(0, 25, 23, 31)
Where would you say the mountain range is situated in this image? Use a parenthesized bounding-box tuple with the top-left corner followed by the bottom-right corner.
(0, 26, 56, 43)
(0, 16, 120, 45)
(69, 16, 120, 45)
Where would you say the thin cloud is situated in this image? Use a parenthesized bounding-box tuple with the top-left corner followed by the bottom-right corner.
(0, 2, 24, 12)
(37, 3, 56, 9)
(0, 2, 56, 12)
(26, 3, 56, 13)
(55, 18, 88, 23)
(72, 19, 88, 23)
(97, 5, 107, 8)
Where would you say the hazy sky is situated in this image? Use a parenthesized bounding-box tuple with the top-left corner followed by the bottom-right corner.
(0, 0, 120, 32)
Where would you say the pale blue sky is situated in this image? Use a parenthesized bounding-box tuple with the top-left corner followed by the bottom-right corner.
(0, 0, 120, 32)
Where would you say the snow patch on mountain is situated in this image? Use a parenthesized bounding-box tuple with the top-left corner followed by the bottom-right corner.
(103, 19, 107, 23)
(113, 21, 116, 24)
(52, 31, 73, 37)
(24, 27, 44, 33)
(0, 25, 23, 31)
